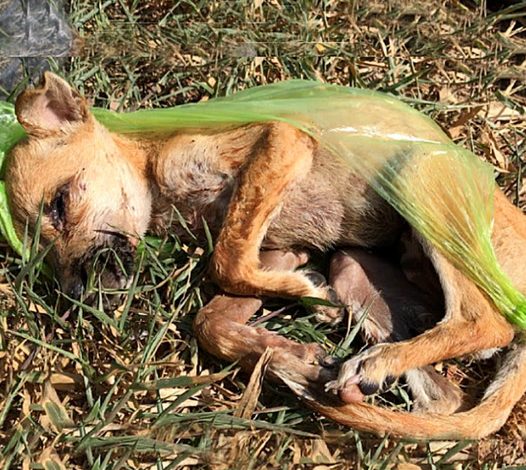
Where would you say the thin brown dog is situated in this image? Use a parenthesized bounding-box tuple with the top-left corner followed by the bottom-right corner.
(6, 72, 526, 439)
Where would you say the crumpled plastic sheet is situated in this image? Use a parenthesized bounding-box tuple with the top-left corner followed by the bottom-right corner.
(0, 0, 73, 98)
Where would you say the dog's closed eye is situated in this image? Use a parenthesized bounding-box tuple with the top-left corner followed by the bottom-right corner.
(47, 183, 69, 231)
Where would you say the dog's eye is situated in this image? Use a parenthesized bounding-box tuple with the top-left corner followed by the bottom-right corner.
(48, 186, 69, 231)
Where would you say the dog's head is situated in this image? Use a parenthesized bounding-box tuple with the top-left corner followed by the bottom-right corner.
(5, 72, 152, 300)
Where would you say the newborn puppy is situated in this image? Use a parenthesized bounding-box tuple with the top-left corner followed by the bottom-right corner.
(327, 246, 465, 414)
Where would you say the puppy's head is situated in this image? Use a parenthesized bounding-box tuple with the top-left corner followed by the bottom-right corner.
(5, 72, 152, 300)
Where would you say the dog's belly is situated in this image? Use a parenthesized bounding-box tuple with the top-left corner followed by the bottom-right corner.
(265, 151, 404, 251)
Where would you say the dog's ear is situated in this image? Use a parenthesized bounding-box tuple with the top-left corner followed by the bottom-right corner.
(15, 72, 90, 138)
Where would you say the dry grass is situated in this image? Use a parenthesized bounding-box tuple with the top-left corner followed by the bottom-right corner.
(0, 0, 525, 468)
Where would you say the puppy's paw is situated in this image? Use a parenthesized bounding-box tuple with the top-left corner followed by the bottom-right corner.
(303, 271, 346, 325)
(325, 344, 397, 402)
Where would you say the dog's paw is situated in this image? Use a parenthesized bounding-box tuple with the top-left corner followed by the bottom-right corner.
(405, 367, 469, 415)
(313, 286, 346, 325)
(325, 344, 397, 402)
(270, 344, 340, 392)
(304, 271, 346, 325)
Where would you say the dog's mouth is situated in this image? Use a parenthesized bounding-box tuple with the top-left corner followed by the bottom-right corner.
(61, 233, 136, 310)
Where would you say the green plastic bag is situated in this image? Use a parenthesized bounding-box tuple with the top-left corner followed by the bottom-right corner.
(1, 80, 525, 327)
(0, 101, 26, 257)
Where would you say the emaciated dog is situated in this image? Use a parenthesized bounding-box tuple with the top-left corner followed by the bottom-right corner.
(6, 72, 526, 439)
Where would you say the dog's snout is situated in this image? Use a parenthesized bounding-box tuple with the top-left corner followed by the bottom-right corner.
(104, 235, 136, 279)
(58, 234, 137, 306)
(83, 234, 137, 290)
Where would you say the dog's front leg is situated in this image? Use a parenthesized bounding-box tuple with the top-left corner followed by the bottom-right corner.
(210, 123, 327, 301)
(196, 249, 335, 387)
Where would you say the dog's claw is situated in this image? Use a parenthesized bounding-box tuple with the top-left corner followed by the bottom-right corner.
(359, 380, 379, 395)
(302, 271, 346, 324)
(358, 374, 396, 395)
(319, 355, 341, 368)
(326, 344, 399, 401)
(325, 375, 365, 403)
(305, 270, 328, 287)
(312, 286, 346, 325)
(324, 379, 340, 394)
(384, 374, 396, 388)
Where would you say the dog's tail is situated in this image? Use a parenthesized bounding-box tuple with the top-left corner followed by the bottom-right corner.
(283, 344, 526, 440)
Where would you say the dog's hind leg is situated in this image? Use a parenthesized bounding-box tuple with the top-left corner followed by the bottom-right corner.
(330, 245, 515, 400)
(304, 342, 526, 439)
(328, 249, 467, 414)
(305, 194, 526, 439)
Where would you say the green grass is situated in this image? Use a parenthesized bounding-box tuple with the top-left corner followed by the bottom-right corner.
(0, 0, 525, 468)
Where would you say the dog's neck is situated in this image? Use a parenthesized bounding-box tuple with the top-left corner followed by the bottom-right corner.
(110, 132, 160, 178)
(110, 132, 174, 235)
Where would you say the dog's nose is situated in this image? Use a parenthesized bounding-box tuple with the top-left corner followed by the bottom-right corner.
(79, 234, 137, 292)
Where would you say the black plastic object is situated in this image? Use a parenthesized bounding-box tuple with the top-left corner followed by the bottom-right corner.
(0, 0, 73, 98)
